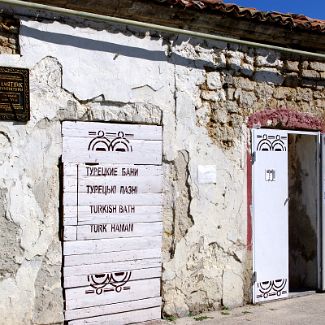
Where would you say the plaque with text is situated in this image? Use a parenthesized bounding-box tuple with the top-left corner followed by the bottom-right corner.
(62, 121, 163, 324)
(0, 67, 29, 122)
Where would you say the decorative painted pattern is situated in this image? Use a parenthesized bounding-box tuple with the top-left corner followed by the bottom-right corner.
(85, 271, 132, 295)
(256, 278, 287, 300)
(256, 134, 287, 151)
(88, 130, 133, 152)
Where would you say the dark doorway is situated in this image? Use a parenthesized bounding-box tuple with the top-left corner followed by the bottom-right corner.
(288, 133, 318, 293)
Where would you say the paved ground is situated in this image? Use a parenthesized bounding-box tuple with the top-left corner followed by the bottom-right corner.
(161, 293, 325, 325)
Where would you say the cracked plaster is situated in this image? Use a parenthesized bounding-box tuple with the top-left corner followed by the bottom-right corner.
(0, 12, 324, 323)
(0, 29, 169, 322)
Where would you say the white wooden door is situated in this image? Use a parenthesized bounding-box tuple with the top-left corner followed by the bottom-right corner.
(62, 121, 163, 324)
(252, 129, 289, 303)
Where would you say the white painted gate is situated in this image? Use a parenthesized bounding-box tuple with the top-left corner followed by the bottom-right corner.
(252, 129, 289, 303)
(62, 121, 163, 324)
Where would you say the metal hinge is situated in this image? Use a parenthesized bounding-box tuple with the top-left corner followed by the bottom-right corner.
(252, 271, 257, 283)
(251, 152, 256, 164)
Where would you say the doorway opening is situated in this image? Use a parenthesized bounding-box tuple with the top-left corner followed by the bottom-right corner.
(288, 133, 319, 294)
(251, 128, 324, 304)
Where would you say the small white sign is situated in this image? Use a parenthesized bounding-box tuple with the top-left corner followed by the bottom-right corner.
(198, 165, 217, 184)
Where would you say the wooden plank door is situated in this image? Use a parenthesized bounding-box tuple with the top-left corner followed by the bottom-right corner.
(62, 121, 163, 323)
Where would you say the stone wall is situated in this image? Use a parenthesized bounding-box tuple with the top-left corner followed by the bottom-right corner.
(162, 40, 325, 317)
(0, 15, 19, 54)
(0, 10, 324, 324)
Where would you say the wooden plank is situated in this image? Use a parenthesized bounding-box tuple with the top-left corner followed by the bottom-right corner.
(63, 205, 162, 226)
(65, 297, 161, 321)
(63, 212, 162, 226)
(64, 258, 161, 277)
(63, 205, 162, 220)
(64, 267, 161, 288)
(64, 248, 161, 267)
(62, 121, 162, 141)
(64, 222, 162, 241)
(65, 278, 160, 310)
(63, 163, 162, 177)
(64, 176, 163, 194)
(62, 139, 162, 164)
(64, 218, 78, 226)
(63, 236, 162, 256)
(63, 192, 163, 206)
(68, 306, 161, 324)
(64, 205, 162, 218)
(64, 226, 77, 241)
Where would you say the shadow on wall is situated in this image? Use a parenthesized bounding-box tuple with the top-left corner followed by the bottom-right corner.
(21, 24, 325, 86)
(21, 25, 211, 68)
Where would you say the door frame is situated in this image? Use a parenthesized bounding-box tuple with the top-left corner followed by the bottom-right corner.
(251, 128, 323, 303)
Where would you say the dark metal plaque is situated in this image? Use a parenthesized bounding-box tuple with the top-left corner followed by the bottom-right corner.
(0, 67, 29, 122)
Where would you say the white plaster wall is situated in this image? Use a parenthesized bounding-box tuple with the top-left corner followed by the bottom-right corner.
(0, 18, 174, 324)
(0, 16, 250, 324)
(162, 40, 248, 315)
(19, 20, 174, 106)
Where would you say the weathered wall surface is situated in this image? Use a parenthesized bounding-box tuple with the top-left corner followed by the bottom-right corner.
(162, 40, 325, 316)
(0, 15, 19, 54)
(0, 11, 324, 324)
(0, 18, 171, 325)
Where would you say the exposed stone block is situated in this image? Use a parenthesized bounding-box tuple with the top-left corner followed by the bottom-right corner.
(255, 49, 283, 68)
(254, 83, 274, 100)
(310, 62, 325, 72)
(296, 88, 313, 102)
(244, 52, 254, 65)
(226, 88, 236, 100)
(285, 61, 300, 72)
(254, 68, 284, 85)
(214, 52, 227, 69)
(273, 87, 296, 100)
(0, 15, 19, 54)
(207, 71, 222, 90)
(241, 63, 254, 77)
(235, 89, 257, 108)
(313, 90, 325, 99)
(233, 77, 255, 91)
(301, 78, 318, 88)
(283, 73, 300, 87)
(227, 51, 244, 71)
(316, 99, 325, 109)
(302, 70, 320, 79)
(317, 80, 325, 89)
(302, 61, 309, 69)
(201, 90, 226, 102)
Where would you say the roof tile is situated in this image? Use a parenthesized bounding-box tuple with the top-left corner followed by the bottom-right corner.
(158, 0, 325, 33)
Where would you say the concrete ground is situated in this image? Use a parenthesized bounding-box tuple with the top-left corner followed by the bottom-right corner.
(160, 293, 325, 325)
